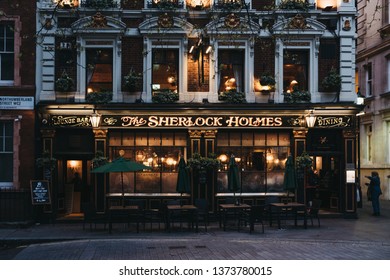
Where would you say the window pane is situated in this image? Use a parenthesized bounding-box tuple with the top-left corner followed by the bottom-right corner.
(1, 53, 14, 80)
(0, 153, 13, 182)
(218, 49, 245, 93)
(152, 49, 179, 92)
(283, 50, 309, 92)
(86, 48, 113, 93)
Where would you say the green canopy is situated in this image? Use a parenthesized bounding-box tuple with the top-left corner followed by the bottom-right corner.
(92, 157, 152, 205)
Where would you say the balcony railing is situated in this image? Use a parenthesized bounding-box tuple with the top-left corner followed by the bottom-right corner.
(80, 0, 119, 9)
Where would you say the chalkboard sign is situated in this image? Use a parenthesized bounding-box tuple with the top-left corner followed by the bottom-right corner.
(30, 180, 51, 205)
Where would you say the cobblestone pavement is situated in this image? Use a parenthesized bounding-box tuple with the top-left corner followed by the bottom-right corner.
(1, 201, 390, 260)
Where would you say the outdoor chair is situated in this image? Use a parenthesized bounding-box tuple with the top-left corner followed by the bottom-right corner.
(307, 199, 321, 227)
(144, 202, 165, 231)
(238, 204, 265, 234)
(194, 198, 209, 231)
(82, 202, 107, 231)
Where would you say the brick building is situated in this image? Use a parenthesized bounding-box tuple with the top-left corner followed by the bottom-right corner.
(35, 0, 362, 219)
(0, 1, 36, 222)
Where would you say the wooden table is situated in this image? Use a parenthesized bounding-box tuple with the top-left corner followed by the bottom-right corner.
(108, 205, 140, 234)
(269, 202, 307, 229)
(219, 203, 251, 231)
(166, 204, 198, 232)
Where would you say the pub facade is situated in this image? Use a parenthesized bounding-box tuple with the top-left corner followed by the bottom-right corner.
(36, 0, 361, 217)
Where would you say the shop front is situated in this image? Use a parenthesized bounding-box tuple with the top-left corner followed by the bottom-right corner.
(37, 103, 360, 218)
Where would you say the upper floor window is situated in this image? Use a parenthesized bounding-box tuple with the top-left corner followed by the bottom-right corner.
(152, 49, 179, 93)
(0, 22, 14, 85)
(384, 0, 389, 25)
(218, 49, 245, 93)
(148, 0, 184, 8)
(0, 121, 13, 186)
(387, 58, 390, 93)
(365, 63, 373, 97)
(86, 48, 113, 94)
(56, 0, 79, 8)
(283, 50, 309, 93)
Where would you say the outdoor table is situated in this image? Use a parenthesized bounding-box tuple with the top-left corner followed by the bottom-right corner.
(219, 203, 251, 231)
(269, 202, 307, 229)
(108, 205, 140, 234)
(165, 204, 198, 232)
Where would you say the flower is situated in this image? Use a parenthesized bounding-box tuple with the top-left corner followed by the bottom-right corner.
(260, 74, 276, 86)
(284, 87, 311, 103)
(219, 89, 246, 104)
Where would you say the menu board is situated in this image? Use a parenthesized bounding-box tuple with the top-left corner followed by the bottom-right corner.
(30, 180, 51, 205)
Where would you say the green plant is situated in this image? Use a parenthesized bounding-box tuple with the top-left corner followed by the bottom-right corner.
(284, 87, 311, 103)
(55, 71, 74, 92)
(152, 89, 179, 103)
(219, 89, 246, 104)
(124, 68, 142, 92)
(36, 150, 57, 171)
(187, 153, 221, 170)
(260, 73, 276, 86)
(277, 0, 310, 10)
(86, 91, 113, 104)
(321, 68, 342, 92)
(295, 151, 313, 170)
(155, 0, 182, 10)
(83, 0, 116, 9)
(91, 151, 108, 169)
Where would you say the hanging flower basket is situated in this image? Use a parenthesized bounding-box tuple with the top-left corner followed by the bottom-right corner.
(55, 71, 74, 92)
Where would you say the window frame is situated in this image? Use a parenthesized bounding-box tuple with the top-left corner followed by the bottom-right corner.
(365, 63, 373, 97)
(0, 119, 15, 188)
(0, 17, 21, 86)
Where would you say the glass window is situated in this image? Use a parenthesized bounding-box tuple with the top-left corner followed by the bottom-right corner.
(86, 48, 113, 94)
(218, 49, 245, 93)
(365, 63, 373, 97)
(387, 58, 390, 93)
(384, 0, 389, 25)
(152, 49, 179, 93)
(0, 23, 14, 83)
(283, 50, 309, 93)
(0, 121, 13, 184)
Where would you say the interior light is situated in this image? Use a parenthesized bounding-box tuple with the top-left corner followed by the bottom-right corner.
(205, 46, 212, 54)
(189, 45, 195, 54)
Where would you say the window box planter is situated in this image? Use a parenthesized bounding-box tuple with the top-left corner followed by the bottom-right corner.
(152, 89, 179, 103)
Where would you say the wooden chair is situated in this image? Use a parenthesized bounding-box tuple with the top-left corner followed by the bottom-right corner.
(82, 202, 107, 231)
(194, 198, 209, 232)
(238, 205, 265, 234)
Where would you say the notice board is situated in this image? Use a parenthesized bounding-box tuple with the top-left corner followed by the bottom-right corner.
(30, 180, 51, 205)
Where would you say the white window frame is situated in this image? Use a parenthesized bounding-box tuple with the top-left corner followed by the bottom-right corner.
(77, 38, 120, 101)
(366, 124, 372, 163)
(365, 63, 373, 97)
(387, 58, 390, 93)
(145, 39, 186, 102)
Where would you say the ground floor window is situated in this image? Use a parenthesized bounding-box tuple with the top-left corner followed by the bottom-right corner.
(0, 121, 13, 187)
(216, 130, 291, 193)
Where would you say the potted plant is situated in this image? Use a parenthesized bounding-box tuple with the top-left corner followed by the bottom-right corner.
(321, 68, 342, 92)
(277, 0, 310, 10)
(260, 73, 276, 87)
(295, 151, 313, 171)
(36, 150, 57, 180)
(284, 87, 311, 103)
(152, 89, 179, 103)
(124, 68, 142, 92)
(55, 71, 74, 92)
(187, 153, 221, 171)
(219, 89, 246, 104)
(91, 151, 108, 169)
(86, 90, 113, 104)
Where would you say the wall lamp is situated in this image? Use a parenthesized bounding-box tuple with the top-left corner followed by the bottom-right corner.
(90, 110, 101, 128)
(305, 110, 316, 128)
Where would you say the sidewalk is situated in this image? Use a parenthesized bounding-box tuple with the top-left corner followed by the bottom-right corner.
(1, 200, 389, 259)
